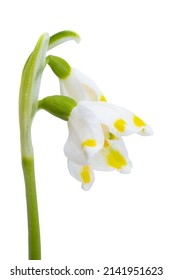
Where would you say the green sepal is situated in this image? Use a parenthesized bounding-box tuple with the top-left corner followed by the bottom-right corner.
(38, 95, 77, 121)
(46, 55, 71, 79)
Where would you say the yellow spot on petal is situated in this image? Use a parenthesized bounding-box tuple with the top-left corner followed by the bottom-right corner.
(108, 132, 119, 140)
(133, 115, 146, 127)
(80, 166, 91, 184)
(100, 95, 107, 102)
(104, 139, 109, 148)
(114, 119, 126, 132)
(82, 139, 97, 148)
(107, 149, 127, 169)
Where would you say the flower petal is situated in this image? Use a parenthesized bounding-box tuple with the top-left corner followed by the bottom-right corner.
(68, 160, 94, 190)
(79, 101, 153, 136)
(64, 134, 86, 165)
(78, 101, 127, 136)
(60, 68, 104, 102)
(64, 103, 104, 165)
(91, 138, 132, 173)
(60, 71, 84, 102)
(72, 68, 103, 100)
(104, 103, 153, 136)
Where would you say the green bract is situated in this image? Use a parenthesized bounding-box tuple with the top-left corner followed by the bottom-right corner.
(38, 95, 77, 120)
(48, 30, 80, 50)
(46, 55, 71, 79)
(19, 33, 50, 157)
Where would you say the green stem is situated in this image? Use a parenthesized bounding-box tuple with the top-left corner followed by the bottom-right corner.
(19, 31, 80, 260)
(20, 125, 41, 259)
(22, 156, 41, 260)
(19, 33, 50, 260)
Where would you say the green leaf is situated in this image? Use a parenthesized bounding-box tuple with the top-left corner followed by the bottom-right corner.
(48, 30, 80, 50)
(38, 95, 77, 120)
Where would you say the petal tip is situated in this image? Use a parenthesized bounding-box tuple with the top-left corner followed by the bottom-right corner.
(81, 183, 92, 191)
(138, 125, 153, 136)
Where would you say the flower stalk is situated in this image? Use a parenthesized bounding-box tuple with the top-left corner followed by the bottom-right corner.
(19, 33, 49, 259)
(22, 157, 41, 259)
(19, 30, 80, 260)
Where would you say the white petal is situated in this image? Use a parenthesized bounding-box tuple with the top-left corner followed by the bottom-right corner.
(78, 101, 125, 136)
(68, 160, 95, 190)
(60, 72, 84, 102)
(72, 68, 103, 101)
(64, 135, 86, 165)
(60, 68, 103, 102)
(91, 138, 132, 174)
(64, 104, 104, 165)
(80, 101, 153, 136)
(103, 102, 153, 136)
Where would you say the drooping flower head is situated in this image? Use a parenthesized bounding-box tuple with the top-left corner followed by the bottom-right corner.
(40, 95, 153, 191)
(46, 55, 107, 102)
(60, 68, 107, 102)
(44, 54, 153, 190)
(65, 101, 153, 190)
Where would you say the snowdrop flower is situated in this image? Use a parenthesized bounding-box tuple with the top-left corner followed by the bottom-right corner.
(60, 68, 106, 102)
(64, 100, 153, 191)
(45, 55, 153, 190)
(47, 55, 106, 102)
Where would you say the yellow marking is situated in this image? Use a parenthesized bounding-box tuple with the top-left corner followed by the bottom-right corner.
(108, 132, 119, 140)
(100, 95, 107, 102)
(133, 115, 146, 127)
(107, 149, 127, 169)
(104, 139, 109, 148)
(82, 139, 97, 148)
(80, 166, 91, 184)
(114, 119, 126, 132)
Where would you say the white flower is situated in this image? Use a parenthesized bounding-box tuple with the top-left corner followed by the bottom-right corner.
(64, 100, 153, 191)
(60, 68, 107, 102)
(46, 52, 153, 190)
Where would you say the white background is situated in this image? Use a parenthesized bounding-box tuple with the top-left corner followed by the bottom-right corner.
(0, 0, 173, 279)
